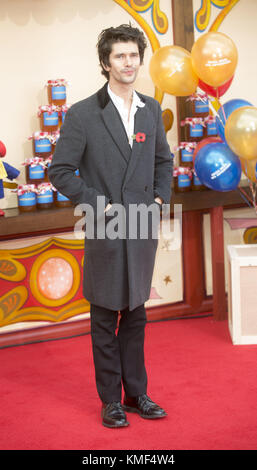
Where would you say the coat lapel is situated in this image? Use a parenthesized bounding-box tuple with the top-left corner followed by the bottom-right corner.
(98, 83, 131, 163)
(101, 101, 131, 163)
(122, 103, 154, 189)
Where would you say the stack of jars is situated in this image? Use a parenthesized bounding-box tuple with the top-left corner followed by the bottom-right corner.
(174, 92, 217, 193)
(173, 142, 205, 191)
(18, 80, 77, 211)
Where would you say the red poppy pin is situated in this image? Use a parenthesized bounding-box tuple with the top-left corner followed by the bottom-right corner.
(132, 132, 146, 143)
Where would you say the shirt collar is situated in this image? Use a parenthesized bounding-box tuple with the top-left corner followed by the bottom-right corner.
(107, 84, 145, 110)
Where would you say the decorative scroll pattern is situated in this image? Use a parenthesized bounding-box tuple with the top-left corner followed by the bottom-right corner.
(195, 0, 240, 33)
(0, 257, 26, 282)
(129, 0, 168, 35)
(209, 0, 240, 32)
(0, 237, 89, 327)
(243, 227, 257, 245)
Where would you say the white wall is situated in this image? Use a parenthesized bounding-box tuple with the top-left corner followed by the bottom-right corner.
(0, 0, 177, 210)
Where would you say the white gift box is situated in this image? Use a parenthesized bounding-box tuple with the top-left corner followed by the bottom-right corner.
(227, 244, 257, 345)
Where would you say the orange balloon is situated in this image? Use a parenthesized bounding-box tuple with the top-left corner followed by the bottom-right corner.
(149, 45, 199, 97)
(225, 106, 257, 161)
(191, 32, 238, 87)
(240, 157, 257, 182)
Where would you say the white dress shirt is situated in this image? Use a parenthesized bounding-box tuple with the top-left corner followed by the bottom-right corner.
(107, 84, 145, 147)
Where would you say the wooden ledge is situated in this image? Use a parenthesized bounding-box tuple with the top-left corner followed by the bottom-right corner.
(0, 182, 250, 240)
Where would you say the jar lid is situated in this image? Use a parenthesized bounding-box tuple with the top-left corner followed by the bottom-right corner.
(16, 184, 37, 195)
(38, 104, 59, 116)
(23, 157, 46, 167)
(44, 155, 53, 164)
(60, 104, 71, 112)
(204, 115, 216, 124)
(28, 131, 52, 140)
(37, 182, 56, 194)
(174, 142, 197, 152)
(173, 166, 193, 178)
(46, 79, 68, 86)
(180, 117, 206, 127)
(187, 92, 209, 102)
(50, 131, 60, 144)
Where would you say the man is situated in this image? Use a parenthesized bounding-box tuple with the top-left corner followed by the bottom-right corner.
(48, 24, 173, 428)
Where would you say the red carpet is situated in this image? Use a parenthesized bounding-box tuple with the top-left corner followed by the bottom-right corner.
(1, 315, 257, 450)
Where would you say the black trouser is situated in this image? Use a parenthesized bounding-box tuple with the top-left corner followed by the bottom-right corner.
(90, 303, 148, 404)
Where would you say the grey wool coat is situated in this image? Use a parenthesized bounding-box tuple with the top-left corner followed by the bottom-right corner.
(48, 82, 173, 311)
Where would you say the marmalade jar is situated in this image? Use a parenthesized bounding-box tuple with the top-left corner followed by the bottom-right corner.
(36, 183, 54, 209)
(38, 105, 59, 132)
(181, 118, 205, 142)
(189, 93, 209, 117)
(59, 104, 70, 127)
(204, 116, 218, 137)
(177, 142, 197, 169)
(44, 156, 53, 182)
(30, 132, 52, 158)
(51, 131, 60, 154)
(192, 170, 206, 191)
(173, 167, 192, 193)
(47, 79, 67, 105)
(24, 158, 46, 184)
(17, 184, 37, 212)
(55, 191, 72, 208)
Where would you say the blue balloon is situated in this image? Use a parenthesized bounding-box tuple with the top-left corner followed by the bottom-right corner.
(216, 99, 253, 141)
(194, 142, 242, 192)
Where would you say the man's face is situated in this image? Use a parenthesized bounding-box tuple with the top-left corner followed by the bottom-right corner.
(103, 41, 141, 85)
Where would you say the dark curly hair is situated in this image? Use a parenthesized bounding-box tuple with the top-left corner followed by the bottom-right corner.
(97, 24, 147, 80)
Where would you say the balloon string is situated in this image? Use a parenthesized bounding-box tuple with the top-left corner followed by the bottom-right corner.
(208, 99, 218, 117)
(205, 93, 255, 211)
(215, 92, 227, 127)
(208, 96, 224, 128)
(249, 181, 257, 214)
(237, 186, 255, 209)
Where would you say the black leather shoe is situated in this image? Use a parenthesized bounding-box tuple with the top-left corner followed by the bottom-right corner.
(123, 394, 167, 419)
(101, 402, 129, 428)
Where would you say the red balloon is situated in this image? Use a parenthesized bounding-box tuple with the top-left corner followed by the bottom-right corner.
(0, 141, 6, 158)
(198, 75, 234, 98)
(193, 136, 223, 162)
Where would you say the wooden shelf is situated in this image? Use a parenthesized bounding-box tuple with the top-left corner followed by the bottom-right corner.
(0, 181, 251, 240)
(171, 182, 251, 213)
(0, 205, 79, 239)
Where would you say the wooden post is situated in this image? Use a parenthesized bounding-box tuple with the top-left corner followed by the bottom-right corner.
(210, 206, 227, 320)
(182, 210, 206, 310)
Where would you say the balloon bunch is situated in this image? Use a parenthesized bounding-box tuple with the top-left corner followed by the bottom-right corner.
(149, 31, 257, 205)
(149, 31, 238, 99)
(214, 98, 257, 210)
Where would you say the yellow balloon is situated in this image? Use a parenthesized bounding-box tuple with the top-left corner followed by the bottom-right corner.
(225, 106, 257, 161)
(191, 32, 238, 87)
(240, 157, 257, 182)
(149, 45, 199, 97)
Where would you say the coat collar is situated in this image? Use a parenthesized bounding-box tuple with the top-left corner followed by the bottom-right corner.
(97, 81, 146, 109)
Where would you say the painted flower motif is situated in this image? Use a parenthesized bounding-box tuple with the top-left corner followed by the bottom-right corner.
(132, 132, 146, 143)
